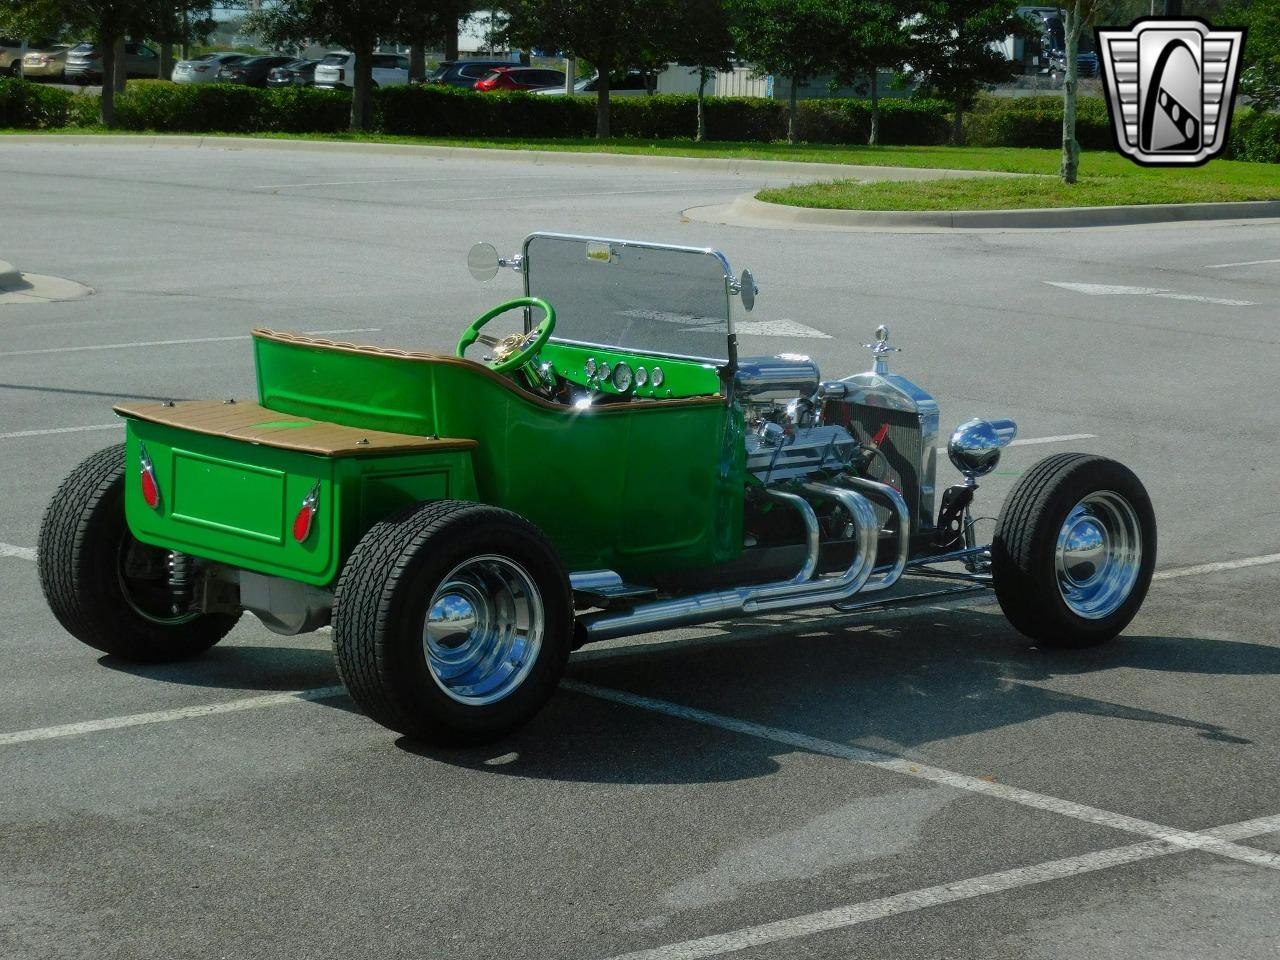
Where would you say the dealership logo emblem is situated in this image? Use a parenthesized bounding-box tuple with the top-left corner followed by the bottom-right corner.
(1096, 18, 1246, 166)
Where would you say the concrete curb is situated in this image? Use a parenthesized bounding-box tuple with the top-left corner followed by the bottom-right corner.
(708, 193, 1280, 230)
(0, 133, 1022, 183)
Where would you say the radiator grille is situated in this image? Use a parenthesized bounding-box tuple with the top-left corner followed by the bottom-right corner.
(824, 403, 930, 531)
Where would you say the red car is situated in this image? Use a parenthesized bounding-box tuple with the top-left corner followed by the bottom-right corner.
(473, 66, 566, 92)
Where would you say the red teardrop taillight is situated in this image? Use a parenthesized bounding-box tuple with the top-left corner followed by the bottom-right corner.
(139, 443, 160, 509)
(293, 482, 320, 543)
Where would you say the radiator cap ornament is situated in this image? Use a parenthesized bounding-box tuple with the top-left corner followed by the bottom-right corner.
(864, 325, 901, 374)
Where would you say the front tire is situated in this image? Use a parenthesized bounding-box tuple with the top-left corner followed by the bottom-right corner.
(992, 453, 1155, 648)
(332, 500, 573, 744)
(37, 444, 241, 661)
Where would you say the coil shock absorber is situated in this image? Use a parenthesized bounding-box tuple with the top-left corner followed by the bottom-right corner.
(167, 551, 193, 617)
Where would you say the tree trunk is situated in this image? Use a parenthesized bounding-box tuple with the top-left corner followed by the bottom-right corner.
(445, 20, 459, 61)
(100, 37, 117, 127)
(160, 44, 173, 82)
(868, 70, 880, 146)
(1061, 2, 1081, 183)
(696, 67, 711, 142)
(409, 43, 425, 83)
(952, 102, 965, 145)
(351, 42, 375, 132)
(113, 37, 126, 93)
(788, 75, 799, 144)
(595, 65, 612, 138)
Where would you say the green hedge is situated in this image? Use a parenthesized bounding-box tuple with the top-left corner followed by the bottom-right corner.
(965, 94, 1114, 150)
(114, 80, 350, 134)
(1, 76, 1277, 163)
(0, 76, 97, 128)
(1227, 109, 1280, 163)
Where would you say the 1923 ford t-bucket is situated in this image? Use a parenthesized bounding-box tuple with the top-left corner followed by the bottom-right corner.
(38, 233, 1156, 743)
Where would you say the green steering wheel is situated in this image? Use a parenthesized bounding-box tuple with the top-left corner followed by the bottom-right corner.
(456, 297, 556, 374)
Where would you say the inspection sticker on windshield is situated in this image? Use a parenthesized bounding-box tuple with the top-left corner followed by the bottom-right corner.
(1096, 17, 1246, 166)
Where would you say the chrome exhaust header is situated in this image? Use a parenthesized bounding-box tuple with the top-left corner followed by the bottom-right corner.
(577, 480, 885, 643)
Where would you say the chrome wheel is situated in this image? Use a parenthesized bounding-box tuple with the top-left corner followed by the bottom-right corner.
(422, 555, 544, 706)
(1054, 491, 1142, 620)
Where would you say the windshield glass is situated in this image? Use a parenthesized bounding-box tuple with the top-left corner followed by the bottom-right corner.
(522, 233, 733, 363)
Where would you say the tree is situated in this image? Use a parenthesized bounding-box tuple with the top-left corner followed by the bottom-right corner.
(666, 0, 734, 141)
(505, 0, 672, 138)
(904, 0, 1025, 144)
(1058, 0, 1101, 183)
(729, 0, 843, 144)
(1232, 0, 1279, 111)
(0, 0, 209, 126)
(828, 0, 912, 146)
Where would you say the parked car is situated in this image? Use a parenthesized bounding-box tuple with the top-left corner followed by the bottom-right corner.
(64, 41, 161, 83)
(20, 43, 72, 81)
(474, 66, 567, 93)
(217, 55, 297, 87)
(2, 37, 61, 76)
(534, 69, 652, 96)
(266, 59, 318, 88)
(313, 51, 409, 90)
(422, 58, 518, 88)
(37, 231, 1157, 746)
(172, 52, 251, 84)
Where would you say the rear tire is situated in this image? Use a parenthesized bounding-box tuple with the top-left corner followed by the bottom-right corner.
(992, 453, 1155, 648)
(332, 500, 573, 744)
(37, 444, 241, 661)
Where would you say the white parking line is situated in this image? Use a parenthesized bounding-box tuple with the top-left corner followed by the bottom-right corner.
(1154, 553, 1280, 581)
(0, 327, 380, 359)
(606, 806, 1280, 960)
(563, 681, 1280, 873)
(1205, 258, 1280, 269)
(0, 686, 346, 746)
(0, 423, 119, 440)
(0, 542, 35, 560)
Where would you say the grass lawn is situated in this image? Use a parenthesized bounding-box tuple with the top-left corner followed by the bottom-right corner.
(6, 127, 1277, 207)
(756, 173, 1280, 210)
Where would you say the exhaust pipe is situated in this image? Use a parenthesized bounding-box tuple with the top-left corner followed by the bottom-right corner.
(577, 480, 880, 643)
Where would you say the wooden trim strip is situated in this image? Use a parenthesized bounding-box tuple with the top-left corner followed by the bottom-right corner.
(114, 399, 477, 458)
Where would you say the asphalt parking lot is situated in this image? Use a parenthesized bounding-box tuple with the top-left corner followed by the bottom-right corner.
(1, 138, 1278, 959)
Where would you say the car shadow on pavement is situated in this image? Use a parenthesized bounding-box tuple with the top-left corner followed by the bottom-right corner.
(99, 640, 339, 693)
(403, 606, 1277, 782)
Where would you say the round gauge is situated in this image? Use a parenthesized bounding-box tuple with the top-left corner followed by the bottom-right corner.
(585, 358, 597, 377)
(650, 366, 664, 388)
(598, 362, 611, 381)
(611, 362, 633, 392)
(635, 366, 648, 386)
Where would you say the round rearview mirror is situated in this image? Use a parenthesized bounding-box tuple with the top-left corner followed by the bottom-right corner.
(467, 242, 500, 282)
(740, 269, 756, 312)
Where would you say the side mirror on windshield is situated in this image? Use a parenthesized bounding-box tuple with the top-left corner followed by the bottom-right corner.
(736, 268, 757, 312)
(467, 242, 501, 282)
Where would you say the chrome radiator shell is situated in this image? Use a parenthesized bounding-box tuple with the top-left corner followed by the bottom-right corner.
(822, 370, 939, 534)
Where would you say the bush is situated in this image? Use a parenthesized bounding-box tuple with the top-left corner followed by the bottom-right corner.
(0, 77, 97, 128)
(965, 94, 1113, 150)
(378, 84, 595, 138)
(795, 98, 950, 145)
(1227, 109, 1280, 163)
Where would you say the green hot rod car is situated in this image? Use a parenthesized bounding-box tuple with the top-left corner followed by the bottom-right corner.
(38, 233, 1156, 743)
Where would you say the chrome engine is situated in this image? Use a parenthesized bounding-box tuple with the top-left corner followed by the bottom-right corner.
(736, 351, 939, 536)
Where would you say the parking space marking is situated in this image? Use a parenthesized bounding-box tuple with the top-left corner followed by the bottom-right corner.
(0, 328, 380, 359)
(608, 803, 1280, 960)
(0, 686, 347, 747)
(0, 423, 119, 440)
(1205, 258, 1280, 269)
(563, 681, 1280, 872)
(0, 542, 35, 560)
(1153, 553, 1280, 581)
(1044, 281, 1258, 307)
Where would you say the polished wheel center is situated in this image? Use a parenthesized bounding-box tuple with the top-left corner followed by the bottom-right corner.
(1060, 517, 1107, 585)
(422, 555, 544, 706)
(1054, 492, 1142, 620)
